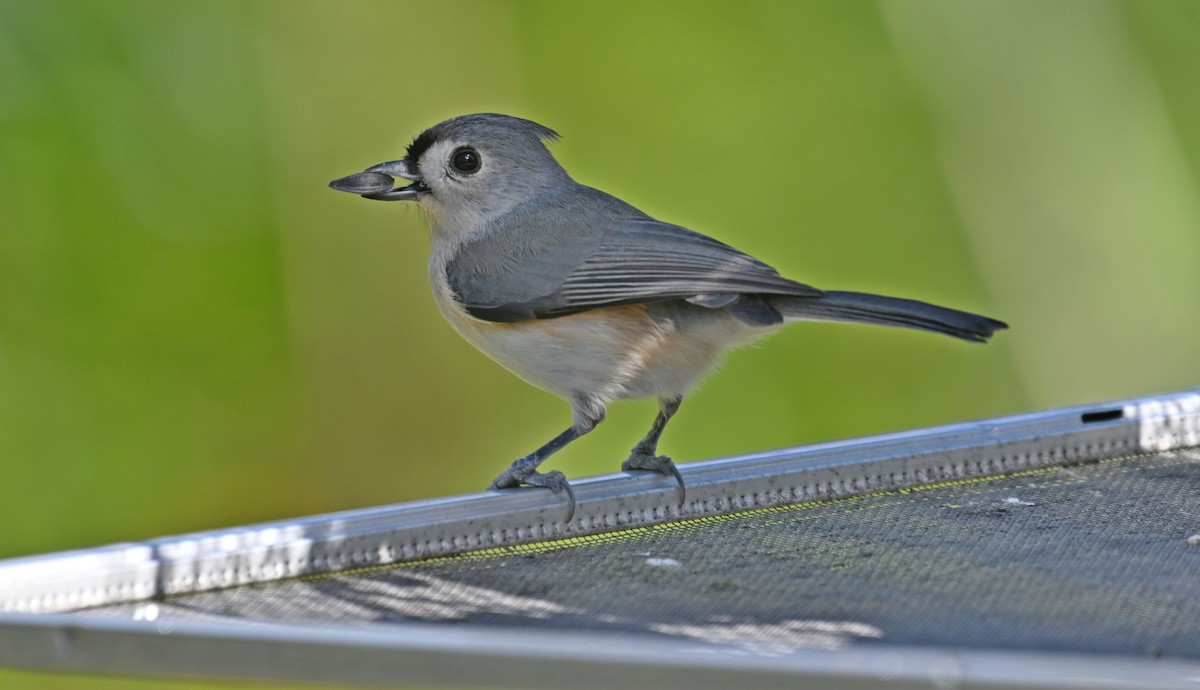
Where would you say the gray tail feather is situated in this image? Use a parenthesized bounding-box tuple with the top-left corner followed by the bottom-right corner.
(771, 290, 1008, 343)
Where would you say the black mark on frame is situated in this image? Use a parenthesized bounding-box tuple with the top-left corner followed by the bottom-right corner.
(1081, 408, 1124, 424)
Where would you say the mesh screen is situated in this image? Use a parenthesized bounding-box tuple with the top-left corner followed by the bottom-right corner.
(92, 450, 1200, 660)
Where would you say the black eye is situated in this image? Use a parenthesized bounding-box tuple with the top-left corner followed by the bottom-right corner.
(451, 147, 481, 174)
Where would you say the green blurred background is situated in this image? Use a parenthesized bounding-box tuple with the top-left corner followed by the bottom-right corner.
(1, 0, 1198, 687)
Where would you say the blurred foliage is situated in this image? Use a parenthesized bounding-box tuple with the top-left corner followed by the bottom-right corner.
(1, 0, 1198, 688)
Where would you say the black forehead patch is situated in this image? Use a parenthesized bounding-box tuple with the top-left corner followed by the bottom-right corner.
(405, 128, 439, 169)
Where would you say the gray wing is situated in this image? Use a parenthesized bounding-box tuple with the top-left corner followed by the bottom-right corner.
(447, 191, 821, 324)
(553, 220, 821, 314)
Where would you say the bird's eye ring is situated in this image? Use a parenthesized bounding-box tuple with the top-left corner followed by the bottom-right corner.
(451, 147, 481, 174)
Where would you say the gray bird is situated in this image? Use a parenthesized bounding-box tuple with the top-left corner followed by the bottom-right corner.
(330, 113, 1006, 519)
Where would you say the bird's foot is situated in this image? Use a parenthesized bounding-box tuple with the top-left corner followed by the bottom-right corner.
(488, 466, 577, 522)
(623, 452, 686, 505)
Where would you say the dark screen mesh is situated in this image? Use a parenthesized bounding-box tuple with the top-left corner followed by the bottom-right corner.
(92, 450, 1200, 660)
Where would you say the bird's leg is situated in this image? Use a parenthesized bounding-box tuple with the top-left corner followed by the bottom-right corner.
(488, 394, 605, 521)
(487, 426, 580, 507)
(623, 395, 686, 503)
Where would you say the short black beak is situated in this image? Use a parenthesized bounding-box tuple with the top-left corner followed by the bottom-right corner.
(328, 159, 426, 201)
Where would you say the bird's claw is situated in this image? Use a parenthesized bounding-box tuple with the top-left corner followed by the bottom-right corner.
(488, 468, 577, 522)
(623, 452, 687, 505)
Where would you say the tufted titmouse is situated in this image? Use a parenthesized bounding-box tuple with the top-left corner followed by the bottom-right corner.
(330, 113, 1006, 518)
